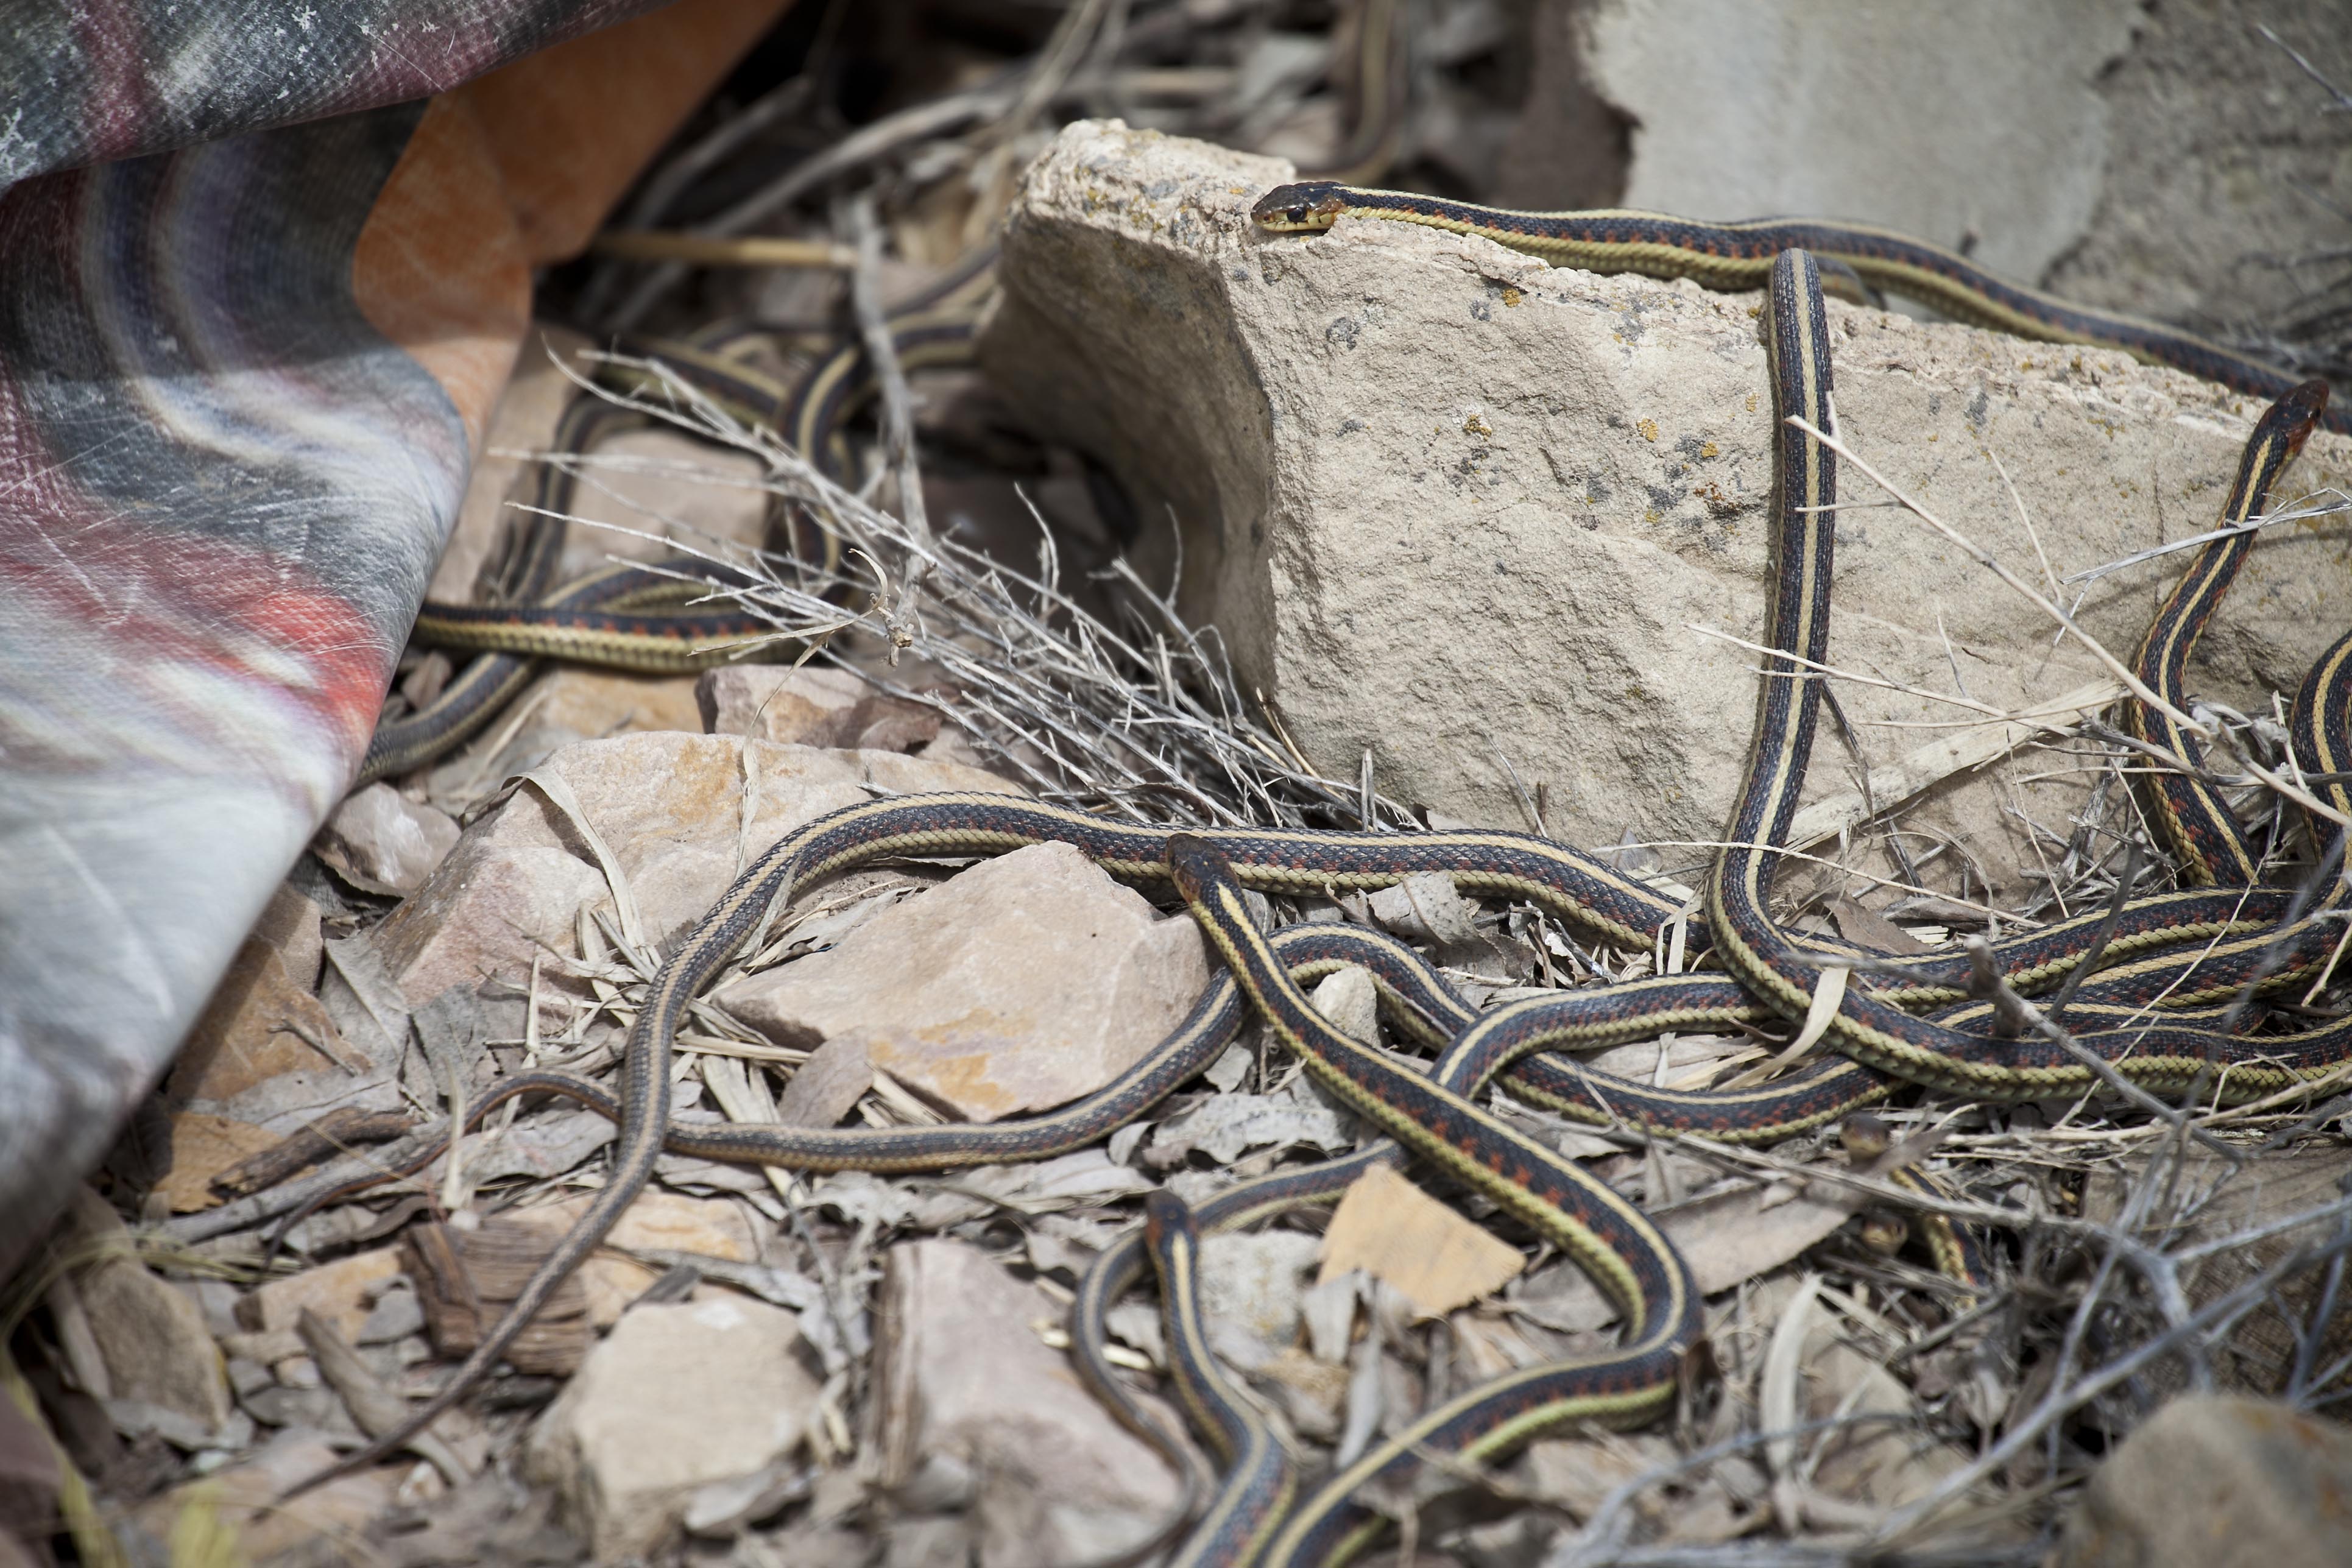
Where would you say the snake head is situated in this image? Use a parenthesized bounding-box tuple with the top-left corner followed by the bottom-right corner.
(1164, 832, 1238, 906)
(1142, 1188, 1190, 1248)
(2270, 380, 2332, 459)
(1251, 181, 1348, 231)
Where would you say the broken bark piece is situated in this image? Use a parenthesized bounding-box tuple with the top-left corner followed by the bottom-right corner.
(404, 1219, 593, 1377)
(206, 1106, 415, 1201)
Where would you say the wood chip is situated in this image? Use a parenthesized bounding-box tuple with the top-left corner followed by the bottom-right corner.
(405, 1218, 593, 1376)
(205, 1106, 415, 1201)
(1317, 1164, 1523, 1318)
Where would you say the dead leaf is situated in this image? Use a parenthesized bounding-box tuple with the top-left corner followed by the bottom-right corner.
(1318, 1164, 1524, 1318)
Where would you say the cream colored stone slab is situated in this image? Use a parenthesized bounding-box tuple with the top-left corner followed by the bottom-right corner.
(698, 665, 871, 746)
(63, 1191, 232, 1432)
(525, 1295, 818, 1561)
(981, 122, 2352, 874)
(530, 667, 707, 738)
(875, 1238, 1181, 1566)
(532, 1191, 768, 1327)
(378, 733, 1022, 1006)
(719, 841, 1207, 1121)
(242, 1246, 406, 1343)
(314, 783, 461, 896)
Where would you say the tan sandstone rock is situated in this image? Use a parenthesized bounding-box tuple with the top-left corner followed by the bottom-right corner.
(698, 665, 947, 753)
(314, 783, 461, 897)
(58, 1190, 233, 1438)
(719, 841, 1209, 1121)
(373, 732, 1023, 1006)
(525, 1294, 821, 1560)
(875, 1238, 1181, 1567)
(979, 121, 2352, 876)
(2053, 1396, 2352, 1568)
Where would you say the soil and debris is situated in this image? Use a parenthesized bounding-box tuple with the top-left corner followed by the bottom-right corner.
(7, 5, 2352, 1567)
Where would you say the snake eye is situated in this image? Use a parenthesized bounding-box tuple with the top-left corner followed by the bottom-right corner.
(1287, 205, 1310, 225)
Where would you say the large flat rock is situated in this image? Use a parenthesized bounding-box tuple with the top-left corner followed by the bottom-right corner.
(718, 841, 1208, 1122)
(524, 1294, 821, 1560)
(373, 732, 1022, 1006)
(874, 1238, 1181, 1566)
(978, 121, 2352, 864)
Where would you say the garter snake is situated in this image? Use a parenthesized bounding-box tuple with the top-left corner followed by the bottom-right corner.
(1167, 832, 1706, 1568)
(2124, 380, 2334, 885)
(291, 252, 2352, 1539)
(1250, 183, 2351, 436)
(1146, 1190, 1296, 1568)
(261, 920, 1478, 1263)
(362, 263, 992, 782)
(1695, 255, 2352, 1114)
(1093, 907, 2340, 1563)
(1117, 255, 2352, 1566)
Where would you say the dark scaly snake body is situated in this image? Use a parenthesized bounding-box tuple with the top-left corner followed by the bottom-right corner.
(292, 245, 2352, 1517)
(2123, 381, 2335, 885)
(1146, 1190, 1297, 1568)
(1166, 832, 1707, 1568)
(363, 263, 992, 781)
(1249, 182, 2351, 436)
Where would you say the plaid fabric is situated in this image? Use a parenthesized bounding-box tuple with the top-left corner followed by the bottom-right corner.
(0, 2, 664, 187)
(0, 0, 790, 1269)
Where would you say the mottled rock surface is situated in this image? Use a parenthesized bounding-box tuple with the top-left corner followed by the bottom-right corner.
(526, 1295, 821, 1561)
(720, 841, 1209, 1121)
(314, 783, 461, 897)
(373, 732, 1022, 1006)
(2054, 1396, 2352, 1568)
(874, 1239, 1181, 1567)
(980, 121, 2352, 866)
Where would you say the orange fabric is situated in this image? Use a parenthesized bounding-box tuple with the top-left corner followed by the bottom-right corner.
(456, 0, 796, 265)
(351, 94, 533, 455)
(353, 0, 795, 446)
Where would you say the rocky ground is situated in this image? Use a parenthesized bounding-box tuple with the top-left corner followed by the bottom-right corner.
(8, 4, 2352, 1567)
